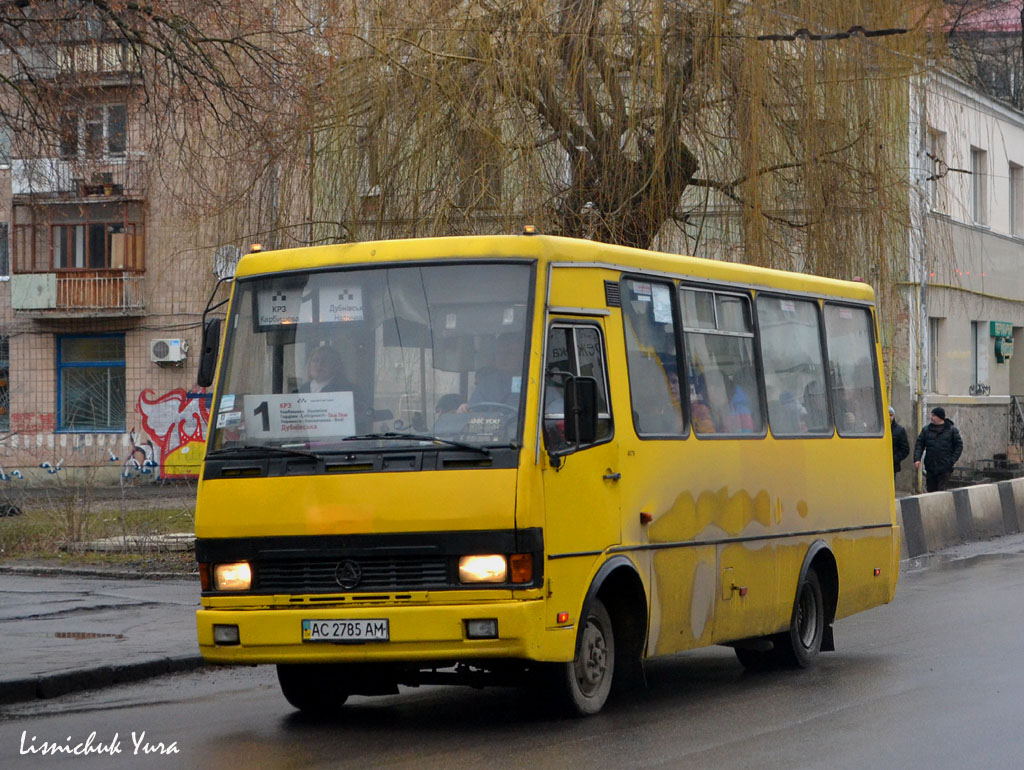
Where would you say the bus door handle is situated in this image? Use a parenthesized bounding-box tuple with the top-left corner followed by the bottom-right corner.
(603, 472, 621, 481)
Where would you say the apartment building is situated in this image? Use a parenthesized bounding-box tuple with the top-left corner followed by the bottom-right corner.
(0, 32, 217, 484)
(902, 70, 1024, 483)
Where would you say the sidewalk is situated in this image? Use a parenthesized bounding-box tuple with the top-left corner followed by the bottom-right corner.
(0, 569, 203, 705)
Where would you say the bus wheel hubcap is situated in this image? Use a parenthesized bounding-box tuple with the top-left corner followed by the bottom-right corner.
(577, 620, 608, 694)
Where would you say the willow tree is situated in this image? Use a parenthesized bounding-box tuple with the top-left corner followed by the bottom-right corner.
(276, 0, 933, 277)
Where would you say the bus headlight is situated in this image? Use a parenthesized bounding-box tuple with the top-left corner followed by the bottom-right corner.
(213, 562, 252, 591)
(458, 555, 507, 583)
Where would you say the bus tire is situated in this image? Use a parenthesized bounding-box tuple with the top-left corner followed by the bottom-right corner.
(277, 664, 349, 713)
(553, 597, 615, 716)
(775, 568, 825, 669)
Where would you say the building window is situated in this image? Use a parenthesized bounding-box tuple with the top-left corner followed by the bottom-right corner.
(927, 128, 947, 213)
(0, 124, 10, 169)
(972, 320, 989, 393)
(971, 146, 988, 225)
(12, 201, 145, 274)
(0, 223, 8, 278)
(59, 104, 126, 160)
(0, 336, 8, 432)
(1011, 163, 1024, 237)
(57, 334, 125, 432)
(928, 317, 942, 394)
(358, 135, 382, 216)
(53, 220, 141, 270)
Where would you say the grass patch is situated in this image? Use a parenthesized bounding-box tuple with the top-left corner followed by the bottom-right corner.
(0, 494, 196, 574)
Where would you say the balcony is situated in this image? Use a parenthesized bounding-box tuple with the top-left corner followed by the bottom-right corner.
(12, 42, 141, 86)
(11, 271, 145, 318)
(12, 158, 146, 200)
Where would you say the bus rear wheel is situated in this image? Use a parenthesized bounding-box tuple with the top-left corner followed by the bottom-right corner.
(552, 597, 615, 716)
(277, 664, 349, 713)
(775, 568, 825, 668)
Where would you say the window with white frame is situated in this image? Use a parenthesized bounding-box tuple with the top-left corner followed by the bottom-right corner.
(928, 317, 942, 393)
(927, 128, 947, 212)
(971, 320, 989, 392)
(1011, 163, 1024, 237)
(59, 104, 126, 160)
(971, 146, 988, 225)
(57, 335, 126, 431)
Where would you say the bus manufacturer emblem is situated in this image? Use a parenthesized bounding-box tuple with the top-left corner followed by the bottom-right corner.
(334, 560, 362, 590)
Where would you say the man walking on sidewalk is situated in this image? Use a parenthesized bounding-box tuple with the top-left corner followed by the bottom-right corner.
(914, 406, 963, 492)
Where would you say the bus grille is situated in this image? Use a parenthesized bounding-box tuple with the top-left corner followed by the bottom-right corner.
(255, 556, 450, 593)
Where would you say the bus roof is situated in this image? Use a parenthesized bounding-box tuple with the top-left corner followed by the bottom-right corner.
(234, 233, 875, 303)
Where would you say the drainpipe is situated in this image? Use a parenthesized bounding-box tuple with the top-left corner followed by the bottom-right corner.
(909, 71, 930, 493)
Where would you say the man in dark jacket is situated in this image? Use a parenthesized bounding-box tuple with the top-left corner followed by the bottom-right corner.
(890, 406, 910, 479)
(913, 406, 963, 492)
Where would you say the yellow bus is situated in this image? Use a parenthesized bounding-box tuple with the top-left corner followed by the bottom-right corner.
(194, 232, 899, 716)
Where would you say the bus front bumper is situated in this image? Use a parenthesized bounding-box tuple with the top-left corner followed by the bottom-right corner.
(196, 598, 571, 665)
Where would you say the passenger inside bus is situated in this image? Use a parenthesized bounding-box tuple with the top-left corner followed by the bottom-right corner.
(688, 365, 716, 434)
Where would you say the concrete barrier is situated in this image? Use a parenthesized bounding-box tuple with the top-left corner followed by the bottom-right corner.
(899, 477, 1024, 558)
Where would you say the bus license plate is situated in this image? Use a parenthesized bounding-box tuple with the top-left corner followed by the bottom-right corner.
(302, 619, 389, 643)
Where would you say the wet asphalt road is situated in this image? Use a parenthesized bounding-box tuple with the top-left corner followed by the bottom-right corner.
(2, 543, 1024, 770)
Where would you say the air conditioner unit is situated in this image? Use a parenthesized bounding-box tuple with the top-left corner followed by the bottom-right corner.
(151, 339, 188, 364)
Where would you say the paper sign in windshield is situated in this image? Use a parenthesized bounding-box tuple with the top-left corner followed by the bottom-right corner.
(257, 288, 313, 326)
(319, 285, 364, 322)
(243, 392, 355, 439)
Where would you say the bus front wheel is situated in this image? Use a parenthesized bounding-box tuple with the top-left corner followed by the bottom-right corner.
(552, 597, 615, 716)
(775, 568, 825, 668)
(277, 664, 349, 713)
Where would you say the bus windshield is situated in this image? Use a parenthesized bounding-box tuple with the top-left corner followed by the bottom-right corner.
(209, 262, 533, 453)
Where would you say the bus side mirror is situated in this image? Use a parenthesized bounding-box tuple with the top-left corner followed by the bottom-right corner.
(564, 375, 599, 447)
(197, 317, 223, 388)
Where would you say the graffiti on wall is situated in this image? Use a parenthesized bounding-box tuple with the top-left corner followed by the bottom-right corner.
(136, 388, 211, 478)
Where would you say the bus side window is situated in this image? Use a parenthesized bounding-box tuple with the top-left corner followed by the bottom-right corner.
(824, 304, 882, 435)
(757, 295, 832, 436)
(544, 325, 612, 452)
(681, 288, 762, 436)
(622, 279, 684, 437)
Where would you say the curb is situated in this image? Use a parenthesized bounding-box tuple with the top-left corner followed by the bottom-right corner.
(0, 655, 206, 706)
(0, 564, 197, 581)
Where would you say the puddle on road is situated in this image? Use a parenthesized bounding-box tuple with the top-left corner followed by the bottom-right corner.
(904, 550, 1024, 574)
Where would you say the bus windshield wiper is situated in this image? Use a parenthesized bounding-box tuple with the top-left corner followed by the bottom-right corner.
(208, 445, 323, 460)
(341, 433, 490, 455)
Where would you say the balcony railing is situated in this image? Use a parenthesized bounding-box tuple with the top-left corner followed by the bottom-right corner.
(11, 271, 145, 315)
(12, 158, 147, 198)
(58, 272, 144, 311)
(12, 43, 140, 82)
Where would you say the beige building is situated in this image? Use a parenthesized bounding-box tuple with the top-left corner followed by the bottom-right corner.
(901, 70, 1024, 488)
(0, 38, 218, 483)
